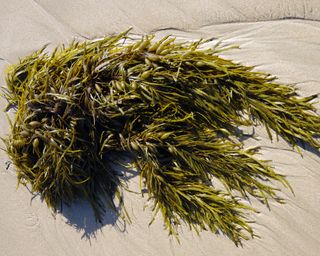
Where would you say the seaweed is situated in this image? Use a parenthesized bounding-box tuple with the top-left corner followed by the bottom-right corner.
(2, 29, 319, 246)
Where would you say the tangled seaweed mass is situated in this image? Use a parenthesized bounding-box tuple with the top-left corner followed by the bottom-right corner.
(2, 30, 320, 245)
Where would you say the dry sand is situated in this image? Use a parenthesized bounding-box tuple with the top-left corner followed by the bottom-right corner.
(1, 1, 320, 255)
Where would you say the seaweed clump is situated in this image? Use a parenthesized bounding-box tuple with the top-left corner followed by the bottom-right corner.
(2, 30, 320, 245)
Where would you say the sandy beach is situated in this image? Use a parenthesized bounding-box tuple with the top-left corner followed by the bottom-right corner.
(1, 1, 320, 255)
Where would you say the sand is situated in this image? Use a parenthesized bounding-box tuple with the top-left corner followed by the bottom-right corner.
(1, 1, 320, 255)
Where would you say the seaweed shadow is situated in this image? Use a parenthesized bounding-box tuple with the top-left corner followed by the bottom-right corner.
(58, 157, 138, 241)
(60, 200, 121, 241)
(298, 139, 320, 157)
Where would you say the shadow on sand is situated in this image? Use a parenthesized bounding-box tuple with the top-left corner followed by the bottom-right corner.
(60, 200, 123, 241)
(49, 155, 138, 242)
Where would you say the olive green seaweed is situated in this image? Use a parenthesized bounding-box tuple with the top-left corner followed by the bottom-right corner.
(2, 29, 319, 246)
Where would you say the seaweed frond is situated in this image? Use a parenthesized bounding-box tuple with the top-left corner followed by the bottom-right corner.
(2, 30, 319, 245)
